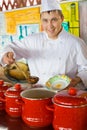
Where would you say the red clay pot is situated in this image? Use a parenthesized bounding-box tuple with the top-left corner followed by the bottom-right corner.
(0, 80, 12, 110)
(47, 88, 87, 130)
(20, 88, 56, 127)
(0, 83, 24, 117)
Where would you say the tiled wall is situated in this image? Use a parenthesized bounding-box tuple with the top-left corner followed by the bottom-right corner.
(0, 0, 41, 11)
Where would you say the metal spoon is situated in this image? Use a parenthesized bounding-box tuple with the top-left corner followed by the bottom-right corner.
(14, 62, 29, 80)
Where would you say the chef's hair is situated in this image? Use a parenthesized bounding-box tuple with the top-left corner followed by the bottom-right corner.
(41, 10, 64, 18)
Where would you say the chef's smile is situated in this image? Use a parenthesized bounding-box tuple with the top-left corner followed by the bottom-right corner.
(41, 10, 64, 39)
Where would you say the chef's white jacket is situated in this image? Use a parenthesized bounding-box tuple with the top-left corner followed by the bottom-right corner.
(0, 29, 87, 89)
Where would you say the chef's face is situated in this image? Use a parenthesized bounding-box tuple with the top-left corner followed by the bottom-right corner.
(41, 10, 64, 39)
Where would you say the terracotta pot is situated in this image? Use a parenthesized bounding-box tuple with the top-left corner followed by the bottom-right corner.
(19, 88, 56, 127)
(0, 83, 25, 117)
(47, 87, 87, 130)
(0, 80, 12, 110)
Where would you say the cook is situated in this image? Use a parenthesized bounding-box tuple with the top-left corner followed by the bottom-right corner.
(0, 0, 87, 89)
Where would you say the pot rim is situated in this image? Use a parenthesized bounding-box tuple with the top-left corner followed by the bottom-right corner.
(20, 88, 56, 100)
(52, 98, 87, 108)
(4, 94, 19, 98)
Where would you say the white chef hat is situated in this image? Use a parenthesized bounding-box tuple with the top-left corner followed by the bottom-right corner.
(40, 0, 62, 13)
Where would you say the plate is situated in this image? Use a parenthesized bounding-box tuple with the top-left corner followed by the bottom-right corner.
(4, 62, 29, 83)
(45, 75, 71, 92)
(4, 72, 27, 83)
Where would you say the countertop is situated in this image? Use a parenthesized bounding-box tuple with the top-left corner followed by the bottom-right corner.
(0, 110, 54, 130)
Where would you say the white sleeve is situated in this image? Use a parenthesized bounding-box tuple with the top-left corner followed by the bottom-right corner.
(0, 37, 30, 66)
(76, 39, 87, 88)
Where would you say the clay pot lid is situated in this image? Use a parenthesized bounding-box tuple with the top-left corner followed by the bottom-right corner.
(53, 87, 87, 106)
(0, 80, 4, 86)
(0, 80, 12, 91)
(5, 83, 22, 97)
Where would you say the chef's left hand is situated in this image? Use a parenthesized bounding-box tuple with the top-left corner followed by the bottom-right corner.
(66, 76, 82, 89)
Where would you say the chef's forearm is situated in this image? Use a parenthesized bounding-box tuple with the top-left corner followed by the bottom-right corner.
(69, 76, 82, 87)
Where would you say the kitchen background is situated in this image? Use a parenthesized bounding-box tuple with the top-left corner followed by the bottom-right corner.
(0, 0, 87, 50)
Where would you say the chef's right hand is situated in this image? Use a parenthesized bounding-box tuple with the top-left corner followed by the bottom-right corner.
(2, 52, 15, 65)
